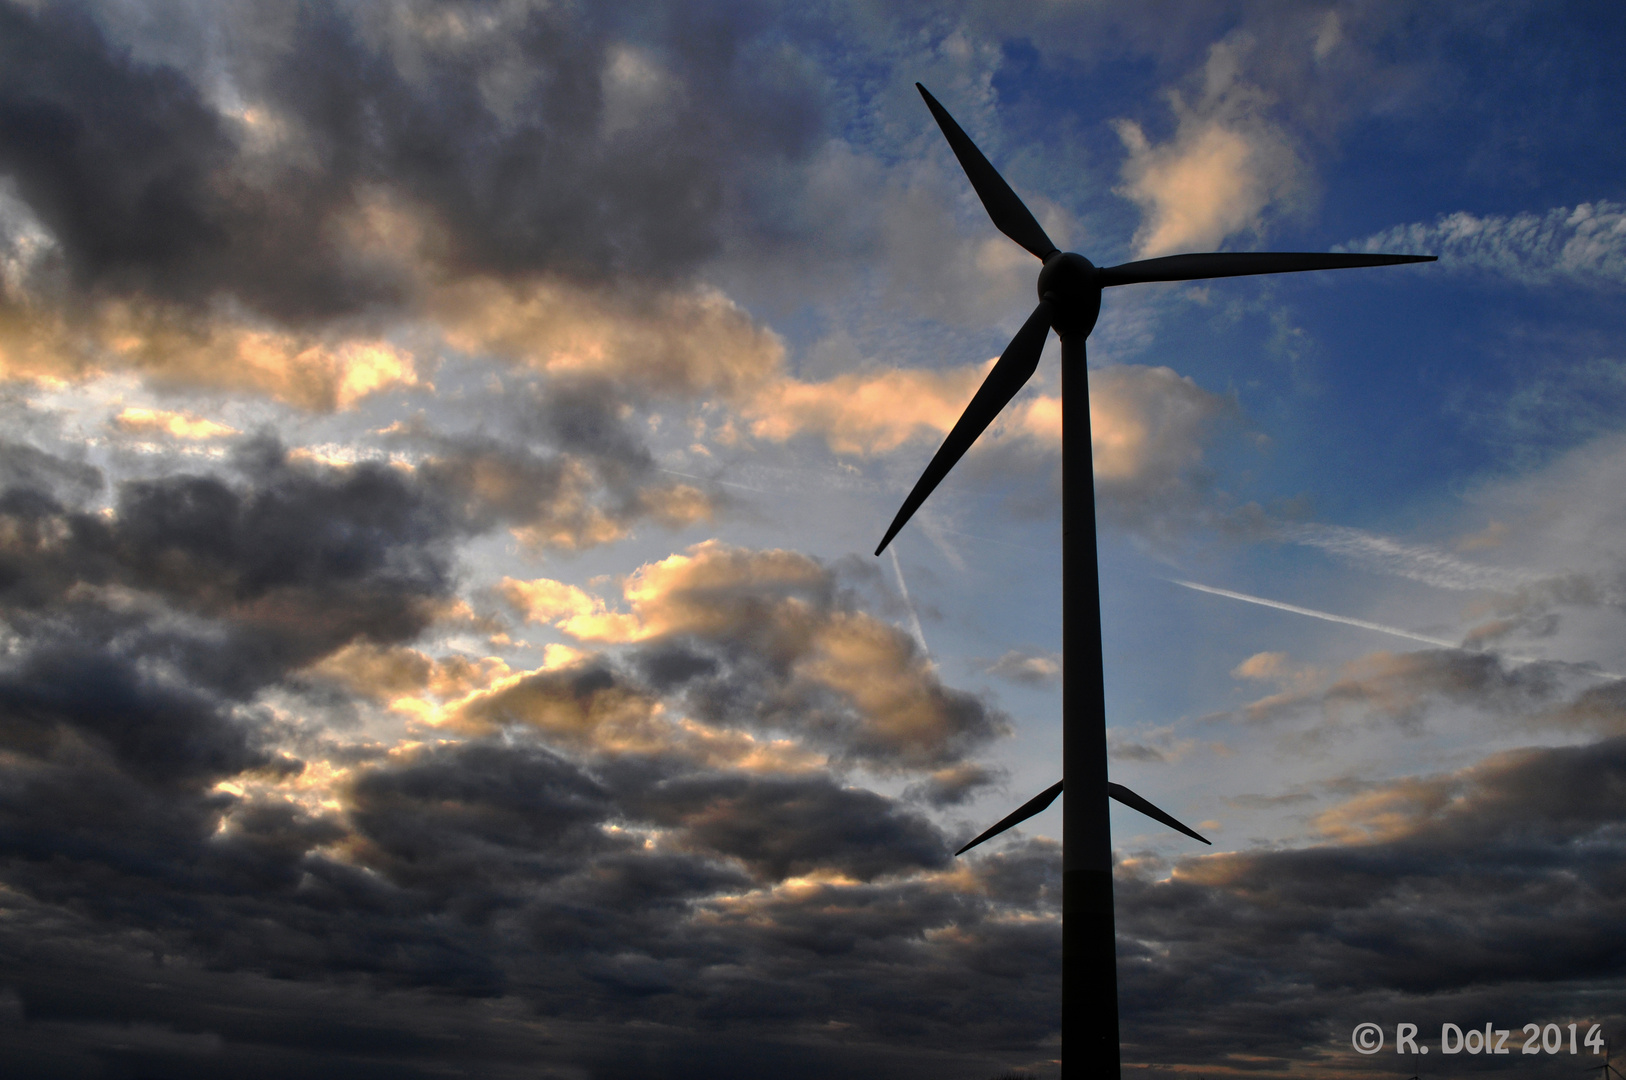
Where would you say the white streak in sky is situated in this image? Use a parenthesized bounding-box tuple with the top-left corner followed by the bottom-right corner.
(658, 467, 771, 494)
(1171, 578, 1626, 680)
(889, 545, 931, 658)
(915, 515, 968, 574)
(1169, 578, 1458, 647)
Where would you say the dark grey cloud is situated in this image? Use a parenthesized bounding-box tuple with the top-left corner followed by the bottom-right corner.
(0, 437, 101, 502)
(403, 408, 719, 547)
(0, 0, 827, 324)
(621, 768, 950, 882)
(0, 722, 1056, 1077)
(1113, 735, 1626, 1073)
(903, 762, 1005, 807)
(0, 438, 1043, 1077)
(345, 739, 622, 913)
(0, 439, 456, 698)
(1232, 646, 1599, 739)
(9, 551, 1623, 1080)
(0, 3, 235, 300)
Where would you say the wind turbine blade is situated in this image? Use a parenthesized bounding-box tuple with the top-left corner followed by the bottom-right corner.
(876, 301, 1052, 555)
(917, 83, 1058, 260)
(955, 780, 1063, 856)
(1097, 251, 1435, 287)
(1107, 782, 1211, 845)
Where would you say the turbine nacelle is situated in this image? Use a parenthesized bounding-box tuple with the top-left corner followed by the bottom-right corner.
(1038, 251, 1102, 337)
(876, 82, 1433, 561)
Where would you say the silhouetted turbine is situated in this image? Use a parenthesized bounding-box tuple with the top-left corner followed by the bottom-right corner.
(876, 83, 1435, 1080)
(1587, 1041, 1624, 1080)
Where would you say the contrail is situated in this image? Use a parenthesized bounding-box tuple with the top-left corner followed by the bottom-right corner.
(1169, 578, 1462, 648)
(889, 545, 931, 657)
(1169, 578, 1626, 681)
(657, 467, 772, 495)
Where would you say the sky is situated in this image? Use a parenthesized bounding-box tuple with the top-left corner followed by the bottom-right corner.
(2, 1, 1625, 1077)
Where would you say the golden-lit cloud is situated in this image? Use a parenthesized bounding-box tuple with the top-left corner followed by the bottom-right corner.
(741, 361, 1225, 512)
(434, 276, 785, 400)
(112, 407, 239, 440)
(307, 641, 516, 719)
(1088, 365, 1226, 486)
(0, 301, 422, 411)
(500, 577, 602, 624)
(795, 610, 982, 764)
(501, 542, 1006, 768)
(1312, 775, 1452, 845)
(745, 362, 991, 456)
(310, 642, 436, 701)
(548, 541, 828, 644)
(1114, 40, 1308, 257)
(637, 482, 715, 528)
(446, 658, 827, 771)
(108, 315, 423, 411)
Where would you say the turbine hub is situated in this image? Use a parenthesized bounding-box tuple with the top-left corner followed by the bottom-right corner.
(1038, 251, 1102, 337)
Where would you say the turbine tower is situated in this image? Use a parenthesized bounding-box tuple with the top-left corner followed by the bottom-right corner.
(874, 83, 1435, 1079)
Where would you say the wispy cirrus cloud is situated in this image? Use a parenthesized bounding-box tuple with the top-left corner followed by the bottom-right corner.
(1351, 201, 1626, 288)
(1276, 520, 1542, 592)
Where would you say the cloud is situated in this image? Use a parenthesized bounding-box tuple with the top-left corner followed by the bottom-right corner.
(745, 359, 1229, 533)
(0, 436, 101, 501)
(0, 443, 461, 700)
(1113, 735, 1626, 1070)
(0, 1, 827, 326)
(1351, 201, 1626, 288)
(902, 762, 1004, 807)
(405, 427, 718, 552)
(745, 362, 992, 456)
(1088, 364, 1231, 528)
(474, 542, 1010, 771)
(0, 300, 424, 410)
(1106, 723, 1216, 765)
(1114, 38, 1310, 258)
(435, 277, 785, 401)
(0, 434, 1049, 1075)
(501, 576, 602, 624)
(619, 769, 950, 883)
(0, 0, 836, 427)
(984, 648, 1061, 687)
(1277, 520, 1543, 591)
(112, 406, 238, 440)
(1232, 646, 1576, 734)
(306, 640, 513, 713)
(13, 728, 1617, 1079)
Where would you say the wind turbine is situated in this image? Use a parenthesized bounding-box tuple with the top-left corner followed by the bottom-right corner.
(1587, 1040, 1623, 1080)
(875, 83, 1435, 1079)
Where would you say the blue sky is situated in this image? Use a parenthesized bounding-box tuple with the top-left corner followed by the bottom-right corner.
(2, 2, 1625, 1077)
